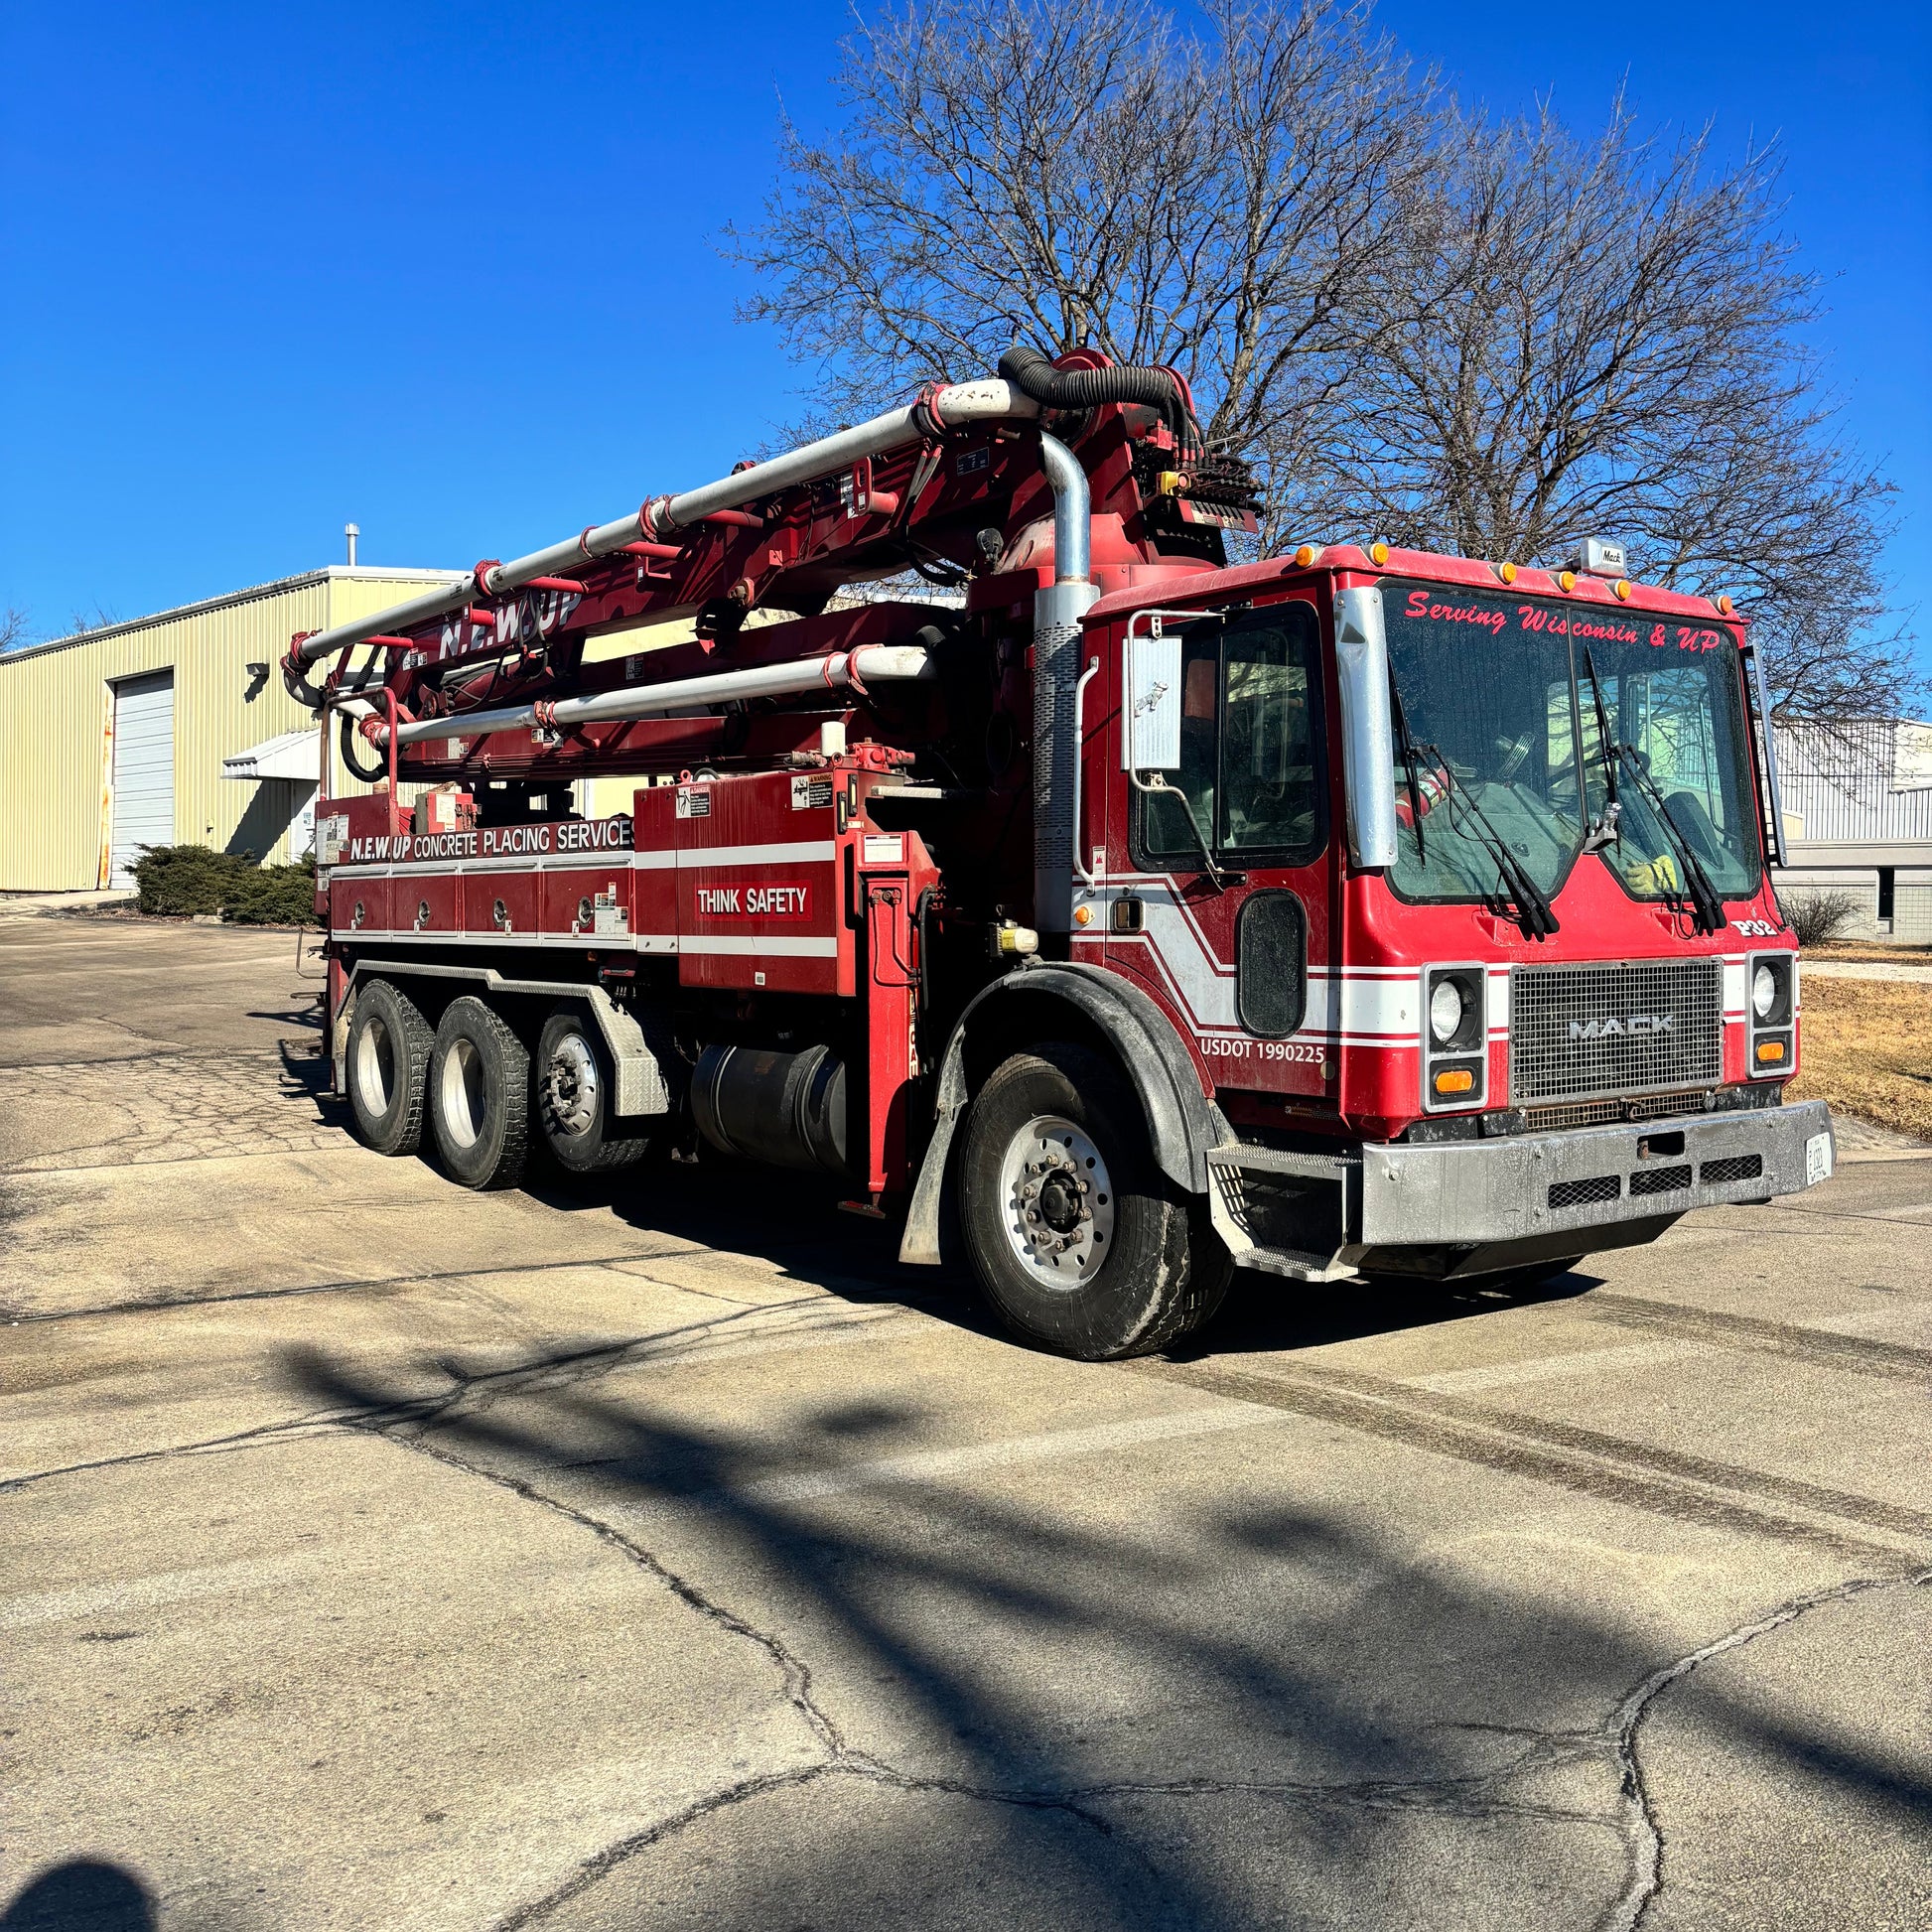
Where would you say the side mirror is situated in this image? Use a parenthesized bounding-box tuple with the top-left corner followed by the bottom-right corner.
(1123, 621, 1182, 770)
(1334, 586, 1397, 869)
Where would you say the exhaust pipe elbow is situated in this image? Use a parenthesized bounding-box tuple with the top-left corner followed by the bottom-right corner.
(1036, 432, 1090, 586)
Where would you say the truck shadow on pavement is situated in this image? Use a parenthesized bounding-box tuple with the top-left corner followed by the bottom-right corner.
(520, 1151, 1601, 1362)
(269, 1332, 1931, 1931)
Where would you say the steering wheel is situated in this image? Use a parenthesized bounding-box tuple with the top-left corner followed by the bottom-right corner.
(1492, 732, 1533, 781)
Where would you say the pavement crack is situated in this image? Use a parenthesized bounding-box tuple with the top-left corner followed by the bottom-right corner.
(359, 1421, 854, 1758)
(3, 1244, 725, 1325)
(1597, 1565, 1932, 1932)
(485, 1763, 837, 1931)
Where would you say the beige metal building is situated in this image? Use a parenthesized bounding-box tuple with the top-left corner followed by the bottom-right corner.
(1772, 719, 1932, 941)
(0, 566, 461, 892)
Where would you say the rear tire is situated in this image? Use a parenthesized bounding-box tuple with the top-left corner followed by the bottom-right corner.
(958, 1041, 1222, 1360)
(428, 996, 530, 1188)
(345, 980, 433, 1157)
(534, 1008, 652, 1173)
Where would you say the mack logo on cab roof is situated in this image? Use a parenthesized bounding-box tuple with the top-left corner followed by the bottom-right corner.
(1569, 1015, 1675, 1040)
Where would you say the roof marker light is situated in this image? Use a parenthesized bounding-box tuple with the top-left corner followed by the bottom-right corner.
(1370, 541, 1390, 566)
(1559, 571, 1577, 593)
(1497, 562, 1518, 584)
(1614, 580, 1632, 601)
(1718, 594, 1735, 617)
(1294, 544, 1320, 568)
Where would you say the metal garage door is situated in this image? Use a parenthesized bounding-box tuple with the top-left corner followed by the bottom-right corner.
(110, 669, 175, 887)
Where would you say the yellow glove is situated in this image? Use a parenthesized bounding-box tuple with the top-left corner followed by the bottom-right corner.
(1622, 854, 1681, 894)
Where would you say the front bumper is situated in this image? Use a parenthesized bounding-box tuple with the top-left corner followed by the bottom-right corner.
(1357, 1099, 1834, 1248)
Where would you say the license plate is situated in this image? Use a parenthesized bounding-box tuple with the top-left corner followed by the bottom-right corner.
(1806, 1132, 1834, 1186)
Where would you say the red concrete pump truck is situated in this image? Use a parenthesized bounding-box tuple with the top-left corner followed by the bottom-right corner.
(286, 348, 1834, 1360)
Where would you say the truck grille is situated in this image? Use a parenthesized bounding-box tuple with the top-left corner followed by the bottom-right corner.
(1523, 1090, 1707, 1133)
(1510, 960, 1723, 1105)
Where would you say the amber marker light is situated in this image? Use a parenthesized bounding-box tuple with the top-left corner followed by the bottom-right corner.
(1433, 1068, 1475, 1096)
(1613, 580, 1632, 601)
(1559, 571, 1577, 592)
(1294, 543, 1320, 567)
(1718, 594, 1735, 617)
(1755, 1039, 1786, 1065)
(1370, 541, 1390, 565)
(1497, 562, 1518, 584)
(1073, 904, 1094, 927)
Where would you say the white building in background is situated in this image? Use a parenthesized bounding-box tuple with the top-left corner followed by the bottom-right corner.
(1773, 719, 1932, 941)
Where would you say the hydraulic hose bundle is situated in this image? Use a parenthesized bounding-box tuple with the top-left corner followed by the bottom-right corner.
(998, 345, 1202, 460)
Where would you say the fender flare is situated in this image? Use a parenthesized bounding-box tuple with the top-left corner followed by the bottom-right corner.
(898, 962, 1228, 1265)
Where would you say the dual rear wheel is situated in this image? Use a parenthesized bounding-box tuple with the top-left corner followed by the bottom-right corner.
(345, 983, 643, 1187)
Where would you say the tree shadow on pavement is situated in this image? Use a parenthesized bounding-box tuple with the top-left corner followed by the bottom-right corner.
(275, 1334, 1931, 1931)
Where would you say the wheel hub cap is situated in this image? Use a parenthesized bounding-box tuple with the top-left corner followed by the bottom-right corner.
(543, 1035, 600, 1139)
(999, 1115, 1114, 1283)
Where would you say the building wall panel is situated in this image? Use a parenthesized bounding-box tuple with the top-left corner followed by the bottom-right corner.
(0, 571, 456, 892)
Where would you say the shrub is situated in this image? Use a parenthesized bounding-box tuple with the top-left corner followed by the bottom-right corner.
(131, 845, 320, 925)
(221, 858, 320, 926)
(132, 844, 252, 916)
(1777, 886, 1864, 948)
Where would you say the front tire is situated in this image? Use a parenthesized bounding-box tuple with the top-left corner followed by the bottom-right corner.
(534, 1008, 652, 1173)
(958, 1042, 1222, 1360)
(345, 979, 433, 1157)
(428, 996, 530, 1189)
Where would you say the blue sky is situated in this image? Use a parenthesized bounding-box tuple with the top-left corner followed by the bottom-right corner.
(2, 0, 1926, 659)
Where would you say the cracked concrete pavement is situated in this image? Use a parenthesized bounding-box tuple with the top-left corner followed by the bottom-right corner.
(2, 915, 1928, 1929)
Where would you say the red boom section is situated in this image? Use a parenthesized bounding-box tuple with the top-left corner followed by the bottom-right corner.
(297, 361, 1258, 792)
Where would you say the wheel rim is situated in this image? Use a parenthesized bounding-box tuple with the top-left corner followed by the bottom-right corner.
(998, 1114, 1114, 1284)
(353, 1017, 394, 1117)
(440, 1037, 486, 1150)
(543, 1033, 600, 1141)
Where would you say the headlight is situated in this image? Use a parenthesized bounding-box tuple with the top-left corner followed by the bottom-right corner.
(1429, 979, 1464, 1043)
(1752, 964, 1777, 1020)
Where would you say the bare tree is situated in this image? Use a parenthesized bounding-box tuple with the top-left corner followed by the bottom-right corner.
(0, 607, 29, 653)
(1317, 97, 1913, 722)
(68, 602, 122, 637)
(732, 0, 1431, 478)
(741, 2, 1909, 723)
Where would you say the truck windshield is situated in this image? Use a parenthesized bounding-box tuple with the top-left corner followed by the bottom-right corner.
(1135, 603, 1324, 870)
(1381, 583, 1760, 907)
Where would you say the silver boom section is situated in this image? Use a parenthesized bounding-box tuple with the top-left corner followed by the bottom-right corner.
(371, 645, 938, 749)
(292, 378, 1042, 673)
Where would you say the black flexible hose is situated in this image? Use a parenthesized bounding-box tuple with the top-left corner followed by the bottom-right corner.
(340, 713, 387, 785)
(998, 345, 1198, 453)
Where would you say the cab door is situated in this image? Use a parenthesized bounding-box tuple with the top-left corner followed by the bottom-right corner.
(1091, 599, 1334, 1101)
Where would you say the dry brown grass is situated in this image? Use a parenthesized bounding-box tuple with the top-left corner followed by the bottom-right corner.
(1790, 975, 1932, 1139)
(1807, 941, 1932, 965)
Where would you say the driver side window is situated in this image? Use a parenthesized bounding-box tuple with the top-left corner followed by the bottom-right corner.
(1132, 606, 1323, 871)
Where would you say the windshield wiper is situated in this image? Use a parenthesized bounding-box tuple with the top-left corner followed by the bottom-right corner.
(1578, 648, 1622, 854)
(1575, 647, 1723, 931)
(1387, 663, 1431, 863)
(1611, 742, 1726, 934)
(1417, 741, 1560, 940)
